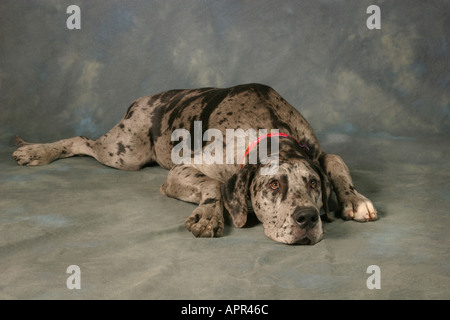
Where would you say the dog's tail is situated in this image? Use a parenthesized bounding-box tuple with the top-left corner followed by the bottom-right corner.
(15, 135, 29, 147)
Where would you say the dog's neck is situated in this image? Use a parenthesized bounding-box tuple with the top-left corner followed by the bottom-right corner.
(240, 132, 311, 168)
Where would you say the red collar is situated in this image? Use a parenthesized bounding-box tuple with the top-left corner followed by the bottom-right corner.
(239, 132, 310, 169)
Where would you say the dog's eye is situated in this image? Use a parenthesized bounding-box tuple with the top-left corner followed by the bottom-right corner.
(269, 180, 280, 190)
(310, 179, 318, 189)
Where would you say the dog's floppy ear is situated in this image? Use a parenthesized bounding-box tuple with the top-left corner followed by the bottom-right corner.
(314, 157, 333, 222)
(221, 165, 258, 228)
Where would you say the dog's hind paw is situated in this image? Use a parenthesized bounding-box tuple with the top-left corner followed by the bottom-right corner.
(12, 143, 56, 166)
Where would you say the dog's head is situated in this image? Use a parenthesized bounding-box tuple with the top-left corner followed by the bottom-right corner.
(221, 143, 331, 245)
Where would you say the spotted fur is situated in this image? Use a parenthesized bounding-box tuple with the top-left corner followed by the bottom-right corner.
(12, 83, 377, 245)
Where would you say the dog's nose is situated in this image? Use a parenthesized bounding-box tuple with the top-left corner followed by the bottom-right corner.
(293, 208, 319, 229)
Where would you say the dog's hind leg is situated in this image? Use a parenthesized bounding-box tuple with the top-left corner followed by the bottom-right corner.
(13, 128, 155, 171)
(12, 135, 98, 167)
(12, 96, 157, 170)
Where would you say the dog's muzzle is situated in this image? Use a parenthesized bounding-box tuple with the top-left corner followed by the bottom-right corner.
(293, 207, 319, 229)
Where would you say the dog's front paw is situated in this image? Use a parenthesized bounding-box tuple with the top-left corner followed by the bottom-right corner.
(341, 192, 377, 222)
(185, 205, 224, 238)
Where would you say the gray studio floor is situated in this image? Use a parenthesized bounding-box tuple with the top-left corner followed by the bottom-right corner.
(1, 133, 449, 299)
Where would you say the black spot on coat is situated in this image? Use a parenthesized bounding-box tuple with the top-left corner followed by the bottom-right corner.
(117, 142, 126, 155)
(201, 198, 218, 205)
(124, 102, 137, 119)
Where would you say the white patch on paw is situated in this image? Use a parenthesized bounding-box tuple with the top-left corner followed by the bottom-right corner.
(342, 193, 377, 222)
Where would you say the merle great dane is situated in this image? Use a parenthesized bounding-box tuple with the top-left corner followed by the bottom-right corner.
(12, 83, 377, 245)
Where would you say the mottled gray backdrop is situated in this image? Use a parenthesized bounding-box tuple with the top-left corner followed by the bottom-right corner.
(1, 0, 450, 300)
(1, 0, 448, 145)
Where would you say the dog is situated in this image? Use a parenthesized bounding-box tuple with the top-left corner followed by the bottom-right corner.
(12, 83, 377, 244)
